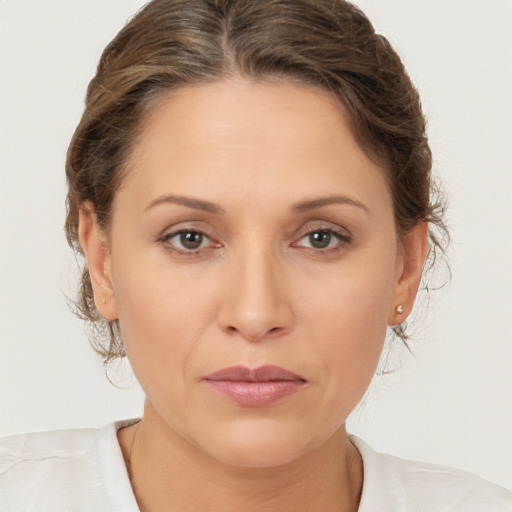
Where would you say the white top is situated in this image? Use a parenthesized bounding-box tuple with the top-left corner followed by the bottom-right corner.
(1, 419, 511, 511)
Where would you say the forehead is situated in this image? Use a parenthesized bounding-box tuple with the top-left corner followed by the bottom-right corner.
(117, 78, 392, 215)
(136, 78, 354, 159)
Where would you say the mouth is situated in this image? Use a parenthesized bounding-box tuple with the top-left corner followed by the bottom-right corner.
(203, 365, 307, 407)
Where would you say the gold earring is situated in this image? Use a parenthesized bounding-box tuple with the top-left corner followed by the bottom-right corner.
(395, 304, 404, 314)
(102, 298, 107, 305)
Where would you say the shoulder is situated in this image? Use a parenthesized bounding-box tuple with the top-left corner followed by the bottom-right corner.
(0, 425, 111, 511)
(351, 436, 512, 512)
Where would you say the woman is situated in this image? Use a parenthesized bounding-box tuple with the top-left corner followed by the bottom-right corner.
(1, 0, 511, 510)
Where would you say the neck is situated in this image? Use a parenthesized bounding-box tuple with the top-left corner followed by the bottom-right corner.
(118, 401, 363, 512)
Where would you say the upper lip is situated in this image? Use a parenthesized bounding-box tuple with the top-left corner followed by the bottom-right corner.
(204, 365, 306, 382)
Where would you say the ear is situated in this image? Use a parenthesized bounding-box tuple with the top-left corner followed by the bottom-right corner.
(78, 202, 118, 320)
(388, 222, 429, 326)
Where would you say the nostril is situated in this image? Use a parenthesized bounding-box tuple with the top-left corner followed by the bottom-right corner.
(224, 324, 284, 342)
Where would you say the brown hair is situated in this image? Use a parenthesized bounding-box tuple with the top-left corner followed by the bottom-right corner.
(65, 0, 448, 364)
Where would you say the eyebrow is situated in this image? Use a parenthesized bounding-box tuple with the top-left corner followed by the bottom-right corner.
(144, 193, 369, 215)
(291, 195, 369, 214)
(145, 194, 224, 214)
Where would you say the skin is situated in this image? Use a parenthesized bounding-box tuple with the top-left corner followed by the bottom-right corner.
(79, 78, 428, 512)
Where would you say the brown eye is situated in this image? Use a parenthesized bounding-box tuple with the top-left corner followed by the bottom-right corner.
(293, 228, 350, 252)
(162, 229, 211, 253)
(308, 231, 333, 249)
(180, 231, 204, 249)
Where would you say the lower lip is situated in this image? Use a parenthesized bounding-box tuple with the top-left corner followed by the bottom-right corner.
(204, 380, 305, 407)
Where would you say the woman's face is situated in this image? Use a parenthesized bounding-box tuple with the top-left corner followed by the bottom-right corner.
(86, 78, 423, 467)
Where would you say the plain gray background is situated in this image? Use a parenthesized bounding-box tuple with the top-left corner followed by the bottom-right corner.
(1, 0, 511, 489)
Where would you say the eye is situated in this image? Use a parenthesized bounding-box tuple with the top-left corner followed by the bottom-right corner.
(161, 229, 214, 254)
(294, 229, 350, 251)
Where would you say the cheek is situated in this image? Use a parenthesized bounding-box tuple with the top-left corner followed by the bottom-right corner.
(299, 254, 397, 405)
(110, 255, 217, 396)
(301, 248, 397, 341)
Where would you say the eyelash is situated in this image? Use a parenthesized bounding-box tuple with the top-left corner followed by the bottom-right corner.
(160, 229, 218, 257)
(293, 228, 351, 252)
(159, 227, 351, 257)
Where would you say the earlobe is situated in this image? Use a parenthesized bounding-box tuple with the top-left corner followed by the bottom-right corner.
(78, 202, 118, 320)
(388, 222, 429, 325)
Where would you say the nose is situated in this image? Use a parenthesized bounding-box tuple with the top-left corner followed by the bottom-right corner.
(218, 245, 294, 342)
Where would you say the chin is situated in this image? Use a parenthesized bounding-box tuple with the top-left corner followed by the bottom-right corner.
(194, 418, 325, 469)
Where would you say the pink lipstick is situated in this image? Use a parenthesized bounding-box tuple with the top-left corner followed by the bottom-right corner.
(203, 365, 306, 407)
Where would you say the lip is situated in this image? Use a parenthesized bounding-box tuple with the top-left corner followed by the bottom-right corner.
(203, 365, 306, 407)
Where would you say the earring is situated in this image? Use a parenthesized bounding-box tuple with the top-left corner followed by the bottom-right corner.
(102, 298, 107, 305)
(395, 304, 404, 314)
